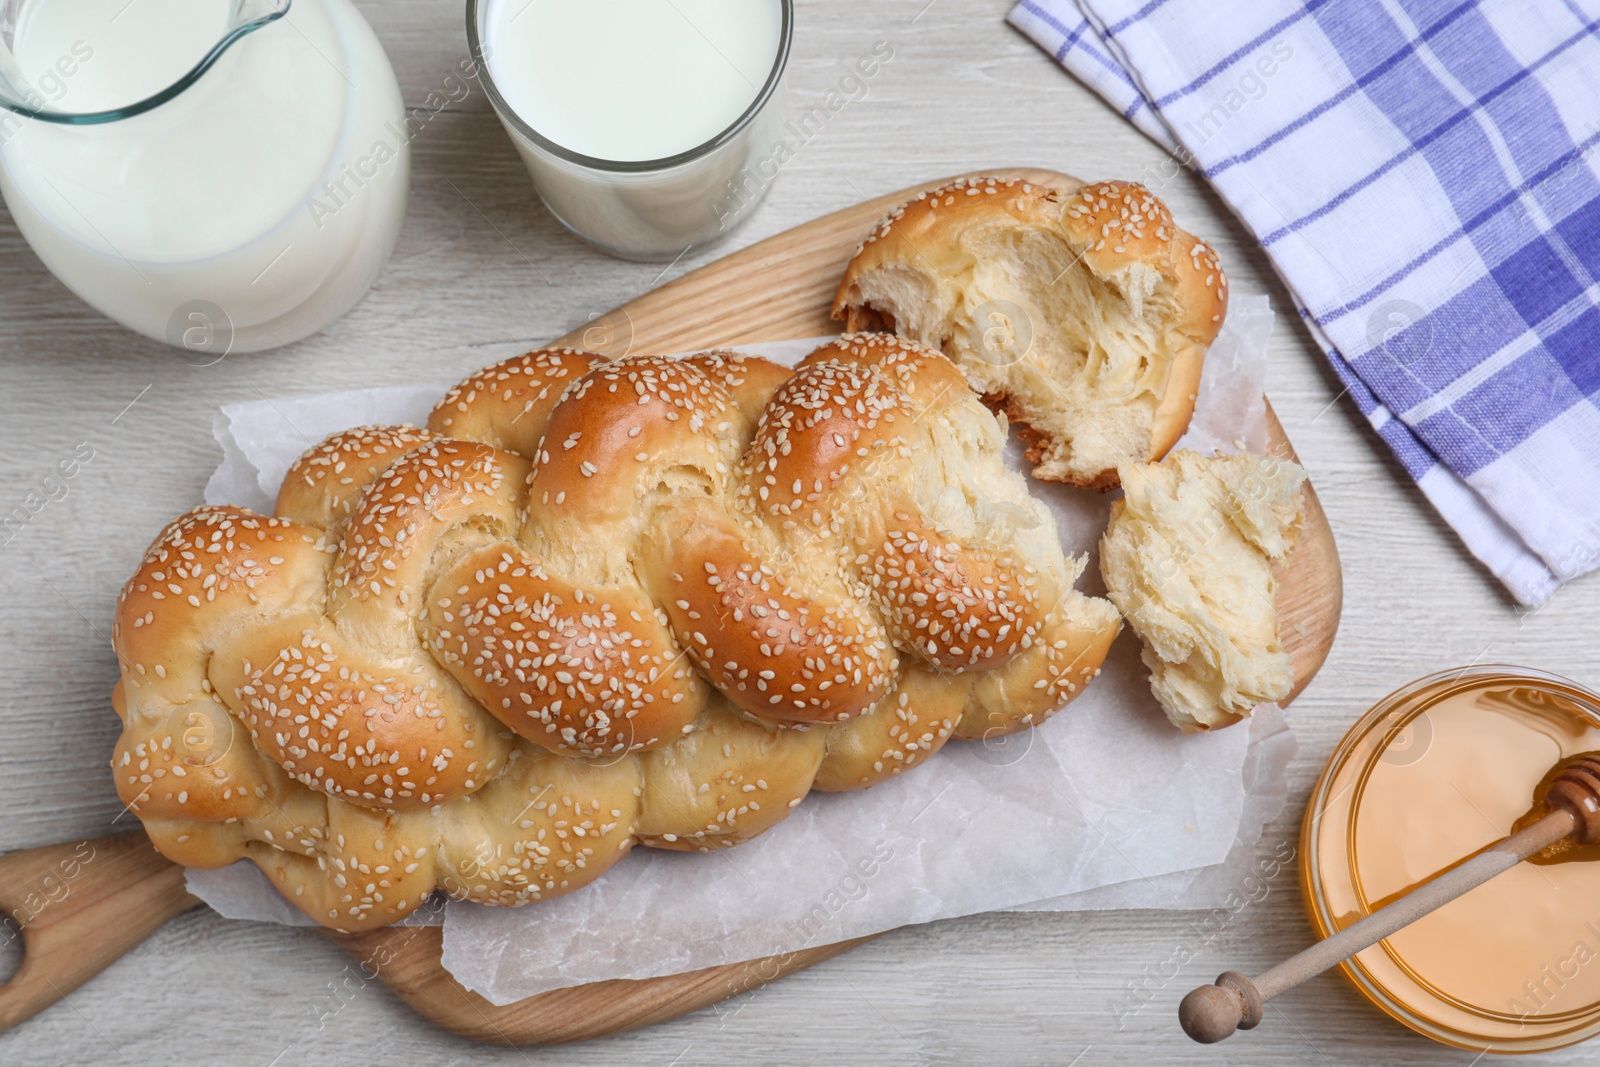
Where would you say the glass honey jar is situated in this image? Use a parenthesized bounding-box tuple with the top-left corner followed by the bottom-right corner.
(1301, 666, 1600, 1053)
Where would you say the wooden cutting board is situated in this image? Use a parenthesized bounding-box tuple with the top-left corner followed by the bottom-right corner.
(0, 168, 1341, 1047)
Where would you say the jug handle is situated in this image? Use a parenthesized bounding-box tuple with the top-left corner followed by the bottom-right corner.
(0, 832, 196, 1033)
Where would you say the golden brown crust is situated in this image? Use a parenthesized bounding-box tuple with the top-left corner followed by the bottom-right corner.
(643, 499, 898, 726)
(427, 348, 604, 459)
(327, 438, 526, 633)
(426, 543, 705, 757)
(684, 348, 794, 417)
(525, 355, 740, 531)
(112, 341, 1120, 930)
(800, 331, 973, 404)
(736, 357, 919, 532)
(813, 666, 965, 792)
(959, 601, 1121, 740)
(635, 704, 826, 849)
(276, 425, 438, 531)
(858, 519, 1046, 673)
(832, 177, 1228, 489)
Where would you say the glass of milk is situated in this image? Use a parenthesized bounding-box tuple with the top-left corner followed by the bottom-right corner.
(0, 0, 411, 356)
(469, 0, 792, 261)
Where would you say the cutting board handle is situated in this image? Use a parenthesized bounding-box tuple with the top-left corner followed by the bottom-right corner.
(0, 831, 196, 1033)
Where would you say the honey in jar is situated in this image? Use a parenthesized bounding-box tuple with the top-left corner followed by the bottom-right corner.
(1302, 666, 1600, 1053)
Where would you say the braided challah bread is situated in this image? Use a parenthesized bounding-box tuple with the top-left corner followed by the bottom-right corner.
(111, 335, 1121, 931)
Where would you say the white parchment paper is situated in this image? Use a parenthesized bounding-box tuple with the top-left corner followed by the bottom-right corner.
(188, 296, 1297, 1004)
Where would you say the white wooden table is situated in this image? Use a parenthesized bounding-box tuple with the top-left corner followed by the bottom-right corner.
(1, 1, 1595, 1063)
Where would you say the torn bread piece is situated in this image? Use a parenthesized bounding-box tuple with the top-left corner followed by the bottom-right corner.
(833, 177, 1227, 489)
(1099, 450, 1307, 732)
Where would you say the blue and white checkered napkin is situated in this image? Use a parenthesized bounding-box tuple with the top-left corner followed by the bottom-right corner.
(1009, 0, 1600, 606)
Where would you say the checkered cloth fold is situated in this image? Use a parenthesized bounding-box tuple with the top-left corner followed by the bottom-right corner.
(1009, 0, 1600, 606)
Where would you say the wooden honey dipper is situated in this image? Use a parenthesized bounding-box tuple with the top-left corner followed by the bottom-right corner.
(1179, 751, 1600, 1044)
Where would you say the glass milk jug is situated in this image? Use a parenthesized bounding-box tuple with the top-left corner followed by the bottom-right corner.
(0, 0, 410, 356)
